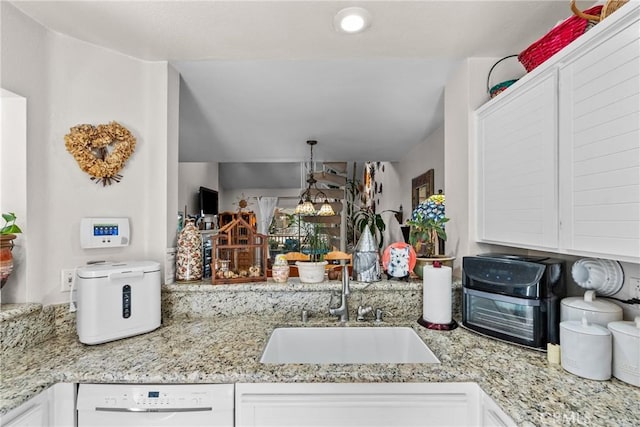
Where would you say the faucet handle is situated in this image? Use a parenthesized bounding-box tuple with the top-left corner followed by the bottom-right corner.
(356, 305, 372, 321)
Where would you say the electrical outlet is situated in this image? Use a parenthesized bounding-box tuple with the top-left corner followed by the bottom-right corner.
(60, 269, 74, 292)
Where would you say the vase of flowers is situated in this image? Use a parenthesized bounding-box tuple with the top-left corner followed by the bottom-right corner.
(407, 194, 453, 278)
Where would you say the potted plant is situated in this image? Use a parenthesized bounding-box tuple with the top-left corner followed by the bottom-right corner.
(353, 206, 386, 249)
(406, 194, 454, 278)
(1, 212, 23, 288)
(296, 223, 329, 283)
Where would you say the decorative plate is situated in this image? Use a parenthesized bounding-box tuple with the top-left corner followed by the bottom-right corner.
(382, 242, 417, 278)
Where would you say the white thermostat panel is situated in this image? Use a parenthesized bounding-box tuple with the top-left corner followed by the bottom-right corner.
(80, 217, 130, 249)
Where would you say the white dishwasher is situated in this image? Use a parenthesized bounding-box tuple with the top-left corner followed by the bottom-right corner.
(76, 384, 234, 427)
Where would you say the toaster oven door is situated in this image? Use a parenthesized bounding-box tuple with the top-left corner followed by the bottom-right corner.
(463, 288, 545, 349)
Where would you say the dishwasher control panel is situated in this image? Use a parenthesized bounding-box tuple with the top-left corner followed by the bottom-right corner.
(77, 384, 234, 426)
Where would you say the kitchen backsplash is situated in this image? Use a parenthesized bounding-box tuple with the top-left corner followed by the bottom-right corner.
(1, 280, 463, 352)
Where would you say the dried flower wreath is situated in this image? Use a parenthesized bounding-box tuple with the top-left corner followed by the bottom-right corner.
(64, 121, 136, 186)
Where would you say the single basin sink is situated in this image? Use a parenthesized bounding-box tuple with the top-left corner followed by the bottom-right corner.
(260, 327, 440, 364)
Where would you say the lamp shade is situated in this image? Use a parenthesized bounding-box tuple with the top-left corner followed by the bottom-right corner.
(295, 200, 316, 216)
(317, 201, 335, 216)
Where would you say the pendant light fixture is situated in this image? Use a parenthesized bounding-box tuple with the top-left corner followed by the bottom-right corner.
(294, 140, 336, 216)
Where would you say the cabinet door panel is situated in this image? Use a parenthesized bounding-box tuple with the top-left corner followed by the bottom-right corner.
(559, 20, 640, 260)
(572, 27, 638, 89)
(477, 72, 558, 249)
(236, 383, 482, 427)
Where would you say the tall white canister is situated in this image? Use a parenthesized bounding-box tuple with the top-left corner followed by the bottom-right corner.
(418, 261, 458, 330)
(607, 317, 640, 387)
(560, 316, 612, 381)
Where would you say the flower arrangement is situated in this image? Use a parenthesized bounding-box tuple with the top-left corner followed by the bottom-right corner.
(406, 194, 448, 257)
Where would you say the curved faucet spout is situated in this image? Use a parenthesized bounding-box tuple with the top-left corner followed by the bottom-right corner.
(329, 264, 350, 322)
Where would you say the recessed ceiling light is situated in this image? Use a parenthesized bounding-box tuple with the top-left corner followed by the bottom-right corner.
(334, 7, 371, 34)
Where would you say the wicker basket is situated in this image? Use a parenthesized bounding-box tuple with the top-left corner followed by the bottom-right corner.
(487, 55, 520, 98)
(571, 0, 628, 22)
(518, 3, 603, 72)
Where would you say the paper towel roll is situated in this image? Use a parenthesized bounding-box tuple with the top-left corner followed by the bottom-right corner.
(423, 264, 452, 324)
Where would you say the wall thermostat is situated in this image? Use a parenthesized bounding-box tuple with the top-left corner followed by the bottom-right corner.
(80, 218, 130, 249)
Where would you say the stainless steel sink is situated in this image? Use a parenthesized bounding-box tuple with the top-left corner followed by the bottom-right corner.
(260, 327, 440, 364)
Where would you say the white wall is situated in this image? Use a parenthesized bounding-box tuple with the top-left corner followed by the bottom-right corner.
(394, 124, 445, 222)
(166, 65, 180, 250)
(0, 90, 28, 302)
(444, 58, 524, 277)
(1, 2, 49, 303)
(1, 3, 175, 304)
(178, 162, 219, 217)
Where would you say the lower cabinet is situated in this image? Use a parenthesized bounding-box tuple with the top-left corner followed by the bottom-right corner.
(0, 383, 75, 427)
(235, 382, 515, 427)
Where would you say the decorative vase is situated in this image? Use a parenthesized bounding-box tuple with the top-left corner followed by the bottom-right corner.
(176, 218, 203, 282)
(271, 254, 290, 283)
(296, 261, 328, 284)
(413, 256, 456, 279)
(0, 234, 16, 289)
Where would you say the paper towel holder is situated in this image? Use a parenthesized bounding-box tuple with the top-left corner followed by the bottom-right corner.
(417, 260, 459, 330)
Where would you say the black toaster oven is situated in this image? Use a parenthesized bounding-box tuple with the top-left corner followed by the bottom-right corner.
(462, 254, 565, 350)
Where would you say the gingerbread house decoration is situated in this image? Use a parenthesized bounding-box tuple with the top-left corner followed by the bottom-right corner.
(211, 216, 267, 284)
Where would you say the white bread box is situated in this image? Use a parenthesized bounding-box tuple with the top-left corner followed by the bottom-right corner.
(560, 318, 612, 381)
(608, 317, 640, 387)
(76, 261, 161, 345)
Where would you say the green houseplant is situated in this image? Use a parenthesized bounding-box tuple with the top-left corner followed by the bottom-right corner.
(296, 223, 330, 283)
(353, 207, 386, 249)
(1, 212, 23, 288)
(1, 212, 22, 235)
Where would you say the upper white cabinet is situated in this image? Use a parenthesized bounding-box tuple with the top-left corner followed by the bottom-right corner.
(476, 69, 559, 249)
(475, 2, 640, 263)
(558, 16, 640, 260)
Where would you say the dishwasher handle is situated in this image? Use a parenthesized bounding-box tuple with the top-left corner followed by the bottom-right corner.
(95, 406, 213, 413)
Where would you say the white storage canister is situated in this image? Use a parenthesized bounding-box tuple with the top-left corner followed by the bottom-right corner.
(560, 317, 612, 381)
(561, 290, 622, 327)
(607, 317, 640, 387)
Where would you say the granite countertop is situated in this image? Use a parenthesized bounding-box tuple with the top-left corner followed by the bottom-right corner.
(2, 310, 639, 426)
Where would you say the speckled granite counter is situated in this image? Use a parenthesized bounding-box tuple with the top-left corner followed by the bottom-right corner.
(2, 281, 639, 426)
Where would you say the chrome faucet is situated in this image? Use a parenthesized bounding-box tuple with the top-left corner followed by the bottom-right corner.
(329, 264, 350, 322)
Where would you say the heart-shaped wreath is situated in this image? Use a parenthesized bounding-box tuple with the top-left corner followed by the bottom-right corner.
(64, 121, 136, 186)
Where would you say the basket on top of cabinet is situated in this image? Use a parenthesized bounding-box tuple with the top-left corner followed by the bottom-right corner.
(211, 216, 267, 284)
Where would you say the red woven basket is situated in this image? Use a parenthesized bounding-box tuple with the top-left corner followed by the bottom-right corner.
(518, 5, 603, 72)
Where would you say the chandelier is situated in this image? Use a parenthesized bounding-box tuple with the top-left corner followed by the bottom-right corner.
(294, 140, 335, 216)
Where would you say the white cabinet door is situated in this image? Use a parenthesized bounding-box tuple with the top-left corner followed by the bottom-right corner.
(236, 382, 514, 427)
(558, 14, 640, 262)
(0, 384, 75, 427)
(0, 391, 50, 427)
(476, 71, 559, 249)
